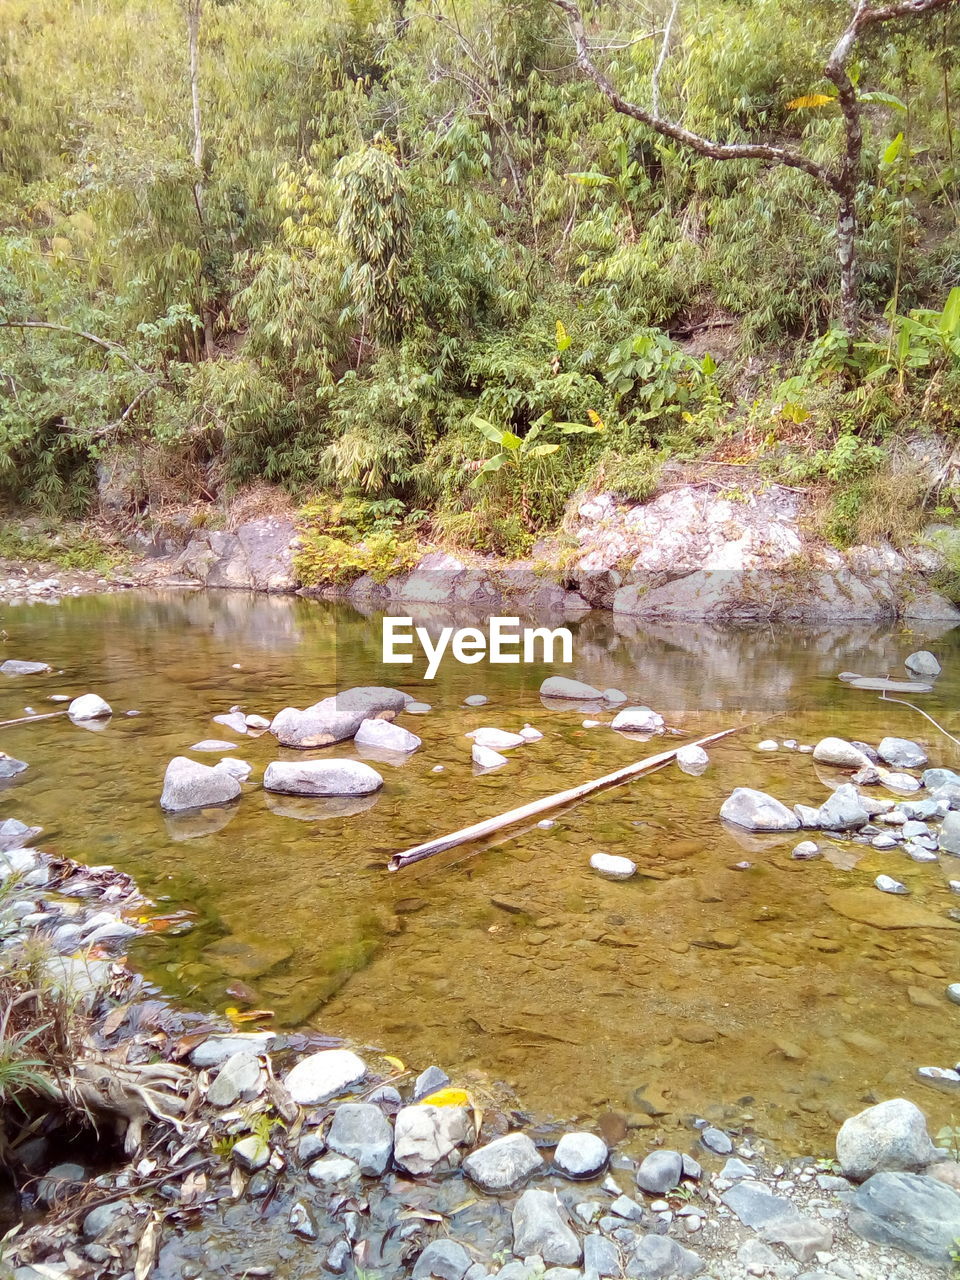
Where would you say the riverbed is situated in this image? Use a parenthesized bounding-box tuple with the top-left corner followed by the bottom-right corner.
(2, 589, 959, 1157)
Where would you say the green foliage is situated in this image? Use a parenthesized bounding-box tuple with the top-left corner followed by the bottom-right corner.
(293, 496, 422, 587)
(0, 521, 126, 571)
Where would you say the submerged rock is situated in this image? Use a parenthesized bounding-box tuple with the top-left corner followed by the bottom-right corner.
(467, 727, 526, 750)
(539, 676, 603, 700)
(68, 693, 112, 720)
(190, 739, 239, 752)
(836, 1098, 939, 1182)
(0, 753, 28, 779)
(160, 756, 242, 811)
(719, 787, 799, 832)
(0, 660, 51, 676)
(355, 718, 421, 753)
(271, 687, 408, 748)
(826, 887, 960, 929)
(263, 759, 383, 796)
(472, 743, 508, 769)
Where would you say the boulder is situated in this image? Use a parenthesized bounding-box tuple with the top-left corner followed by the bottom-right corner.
(467, 727, 526, 750)
(816, 783, 869, 830)
(68, 693, 112, 720)
(393, 1104, 474, 1175)
(512, 1189, 582, 1266)
(540, 677, 603, 699)
(160, 757, 241, 812)
(849, 1171, 960, 1266)
(263, 759, 383, 796)
(812, 737, 872, 769)
(355, 718, 421, 753)
(462, 1132, 544, 1192)
(0, 660, 51, 676)
(719, 787, 799, 831)
(326, 1102, 394, 1176)
(877, 737, 927, 768)
(610, 706, 665, 733)
(175, 517, 297, 591)
(625, 1235, 703, 1279)
(283, 1049, 367, 1105)
(554, 1131, 609, 1179)
(412, 1241, 472, 1280)
(941, 810, 960, 855)
(836, 1098, 939, 1182)
(905, 650, 942, 677)
(271, 687, 407, 747)
(636, 1149, 683, 1194)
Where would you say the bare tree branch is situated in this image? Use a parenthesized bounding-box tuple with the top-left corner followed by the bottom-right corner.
(0, 321, 149, 373)
(651, 0, 679, 119)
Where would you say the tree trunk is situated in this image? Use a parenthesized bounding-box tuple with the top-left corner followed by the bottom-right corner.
(836, 187, 859, 339)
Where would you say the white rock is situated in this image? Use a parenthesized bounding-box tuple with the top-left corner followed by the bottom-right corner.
(466, 727, 526, 750)
(676, 745, 709, 775)
(602, 689, 628, 703)
(812, 737, 872, 769)
(720, 787, 799, 832)
(245, 714, 271, 730)
(284, 1049, 367, 1105)
(190, 739, 238, 752)
(263, 759, 383, 796)
(610, 706, 664, 733)
(161, 757, 242, 812)
(590, 852, 636, 880)
(875, 874, 909, 895)
(355, 718, 421, 753)
(520, 725, 543, 742)
(464, 695, 488, 706)
(473, 743, 508, 769)
(582, 719, 601, 728)
(215, 758, 253, 781)
(540, 677, 603, 700)
(756, 739, 778, 751)
(904, 650, 941, 677)
(405, 702, 432, 714)
(68, 694, 112, 720)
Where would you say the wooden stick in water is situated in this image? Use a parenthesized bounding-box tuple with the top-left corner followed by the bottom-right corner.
(388, 726, 738, 871)
(0, 710, 70, 728)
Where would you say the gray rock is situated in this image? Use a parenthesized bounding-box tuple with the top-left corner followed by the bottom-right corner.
(719, 1157, 755, 1180)
(540, 677, 603, 700)
(924, 767, 960, 790)
(871, 832, 899, 849)
(719, 787, 799, 832)
(263, 759, 383, 797)
(464, 695, 489, 706)
(473, 743, 508, 769)
(82, 1201, 128, 1239)
(288, 1200, 318, 1240)
(554, 1132, 609, 1179)
(326, 1239, 353, 1273)
(160, 756, 241, 812)
(877, 767, 921, 792)
(720, 1180, 799, 1229)
(0, 819, 40, 851)
(816, 783, 869, 830)
(812, 738, 871, 769)
(794, 803, 822, 828)
(877, 736, 927, 768)
(36, 1161, 86, 1206)
(610, 707, 664, 734)
(215, 757, 253, 781)
(271, 687, 408, 748)
(905, 650, 941, 677)
(849, 1170, 960, 1266)
(326, 1102, 394, 1175)
(190, 1032, 275, 1068)
(735, 1240, 779, 1274)
(760, 1215, 833, 1263)
(213, 711, 248, 735)
(393, 1104, 474, 1175)
(413, 1241, 472, 1280)
(836, 1097, 939, 1181)
(298, 1130, 325, 1163)
(636, 1149, 683, 1194)
(232, 1135, 269, 1170)
(206, 1051, 262, 1108)
(413, 1064, 451, 1099)
(1, 660, 51, 675)
(791, 840, 820, 860)
(583, 1234, 619, 1276)
(512, 1189, 582, 1266)
(0, 754, 28, 779)
(308, 1154, 361, 1185)
(355, 717, 421, 753)
(463, 1132, 544, 1192)
(875, 874, 909, 894)
(626, 1234, 702, 1278)
(941, 810, 960, 855)
(675, 745, 709, 775)
(85, 920, 137, 947)
(700, 1127, 732, 1155)
(284, 1049, 366, 1105)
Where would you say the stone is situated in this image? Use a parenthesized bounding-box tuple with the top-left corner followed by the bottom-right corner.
(590, 852, 636, 879)
(68, 693, 112, 720)
(413, 1241, 472, 1280)
(720, 787, 799, 831)
(85, 920, 137, 946)
(206, 1051, 262, 1108)
(245, 713, 271, 730)
(849, 1171, 960, 1266)
(794, 803, 822, 828)
(263, 759, 383, 796)
(0, 819, 40, 851)
(812, 738, 871, 769)
(82, 1201, 128, 1239)
(160, 756, 241, 812)
(462, 1132, 544, 1192)
(925, 767, 960, 790)
(271, 687, 408, 747)
(540, 677, 603, 700)
(37, 1161, 86, 1206)
(298, 1130, 325, 1163)
(948, 983, 960, 1005)
(816, 784, 869, 831)
(288, 1200, 318, 1240)
(760, 1216, 833, 1263)
(413, 1064, 451, 1099)
(189, 1033, 275, 1067)
(464, 695, 489, 706)
(215, 757, 252, 781)
(393, 1104, 474, 1175)
(756, 739, 778, 751)
(284, 1049, 367, 1105)
(190, 739, 240, 752)
(700, 1127, 733, 1154)
(583, 1234, 619, 1276)
(512, 1189, 582, 1266)
(308, 1155, 361, 1185)
(326, 1240, 353, 1273)
(721, 1180, 799, 1230)
(877, 736, 927, 768)
(877, 768, 921, 793)
(636, 1149, 683, 1194)
(473, 744, 508, 769)
(941, 811, 960, 854)
(232, 1135, 269, 1171)
(626, 1234, 702, 1279)
(554, 1132, 609, 1179)
(675, 745, 709, 775)
(792, 840, 820, 860)
(0, 754, 28, 778)
(603, 689, 628, 703)
(355, 718, 421, 753)
(875, 875, 909, 895)
(467, 727, 527, 750)
(836, 1098, 939, 1181)
(326, 1102, 394, 1175)
(736, 1239, 780, 1275)
(871, 833, 899, 849)
(610, 706, 665, 734)
(213, 711, 248, 734)
(405, 702, 432, 714)
(720, 1157, 756, 1180)
(520, 725, 544, 742)
(1, 660, 51, 675)
(905, 650, 941, 677)
(826, 887, 960, 930)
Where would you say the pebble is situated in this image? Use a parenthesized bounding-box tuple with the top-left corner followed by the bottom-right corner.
(756, 740, 778, 751)
(792, 840, 820, 860)
(875, 875, 909, 895)
(701, 1127, 734, 1154)
(589, 852, 636, 880)
(464, 695, 488, 706)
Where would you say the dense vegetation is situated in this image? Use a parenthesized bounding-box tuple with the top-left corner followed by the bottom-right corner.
(1, 0, 959, 557)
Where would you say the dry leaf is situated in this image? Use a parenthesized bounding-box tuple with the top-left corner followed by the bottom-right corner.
(101, 1004, 130, 1037)
(134, 1214, 160, 1280)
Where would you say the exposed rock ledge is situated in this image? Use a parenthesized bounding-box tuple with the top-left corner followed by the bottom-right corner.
(164, 486, 960, 622)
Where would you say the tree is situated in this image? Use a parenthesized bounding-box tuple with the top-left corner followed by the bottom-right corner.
(550, 0, 956, 336)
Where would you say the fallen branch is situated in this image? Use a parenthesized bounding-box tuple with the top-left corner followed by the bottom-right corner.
(388, 727, 738, 871)
(0, 710, 70, 728)
(879, 689, 960, 751)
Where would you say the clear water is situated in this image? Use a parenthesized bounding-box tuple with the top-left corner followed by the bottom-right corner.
(3, 589, 960, 1155)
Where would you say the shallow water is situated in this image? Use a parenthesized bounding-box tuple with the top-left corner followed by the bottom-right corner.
(3, 589, 960, 1155)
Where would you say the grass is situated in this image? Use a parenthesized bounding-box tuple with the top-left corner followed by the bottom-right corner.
(0, 521, 129, 573)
